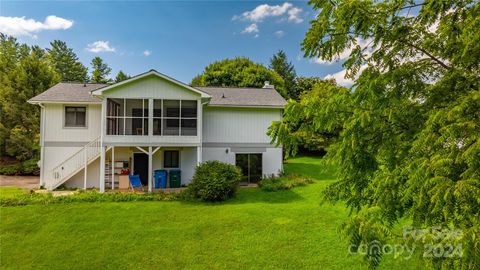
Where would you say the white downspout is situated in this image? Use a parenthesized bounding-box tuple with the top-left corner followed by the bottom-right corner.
(38, 103, 46, 188)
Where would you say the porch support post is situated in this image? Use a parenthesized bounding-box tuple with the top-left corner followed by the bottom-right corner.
(99, 146, 106, 193)
(111, 146, 115, 190)
(148, 146, 153, 192)
(84, 145, 87, 190)
(197, 146, 202, 166)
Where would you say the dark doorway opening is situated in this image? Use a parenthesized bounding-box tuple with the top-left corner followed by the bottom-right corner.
(235, 153, 262, 184)
(133, 153, 148, 185)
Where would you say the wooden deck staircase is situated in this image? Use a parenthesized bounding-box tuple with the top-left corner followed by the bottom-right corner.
(48, 137, 103, 190)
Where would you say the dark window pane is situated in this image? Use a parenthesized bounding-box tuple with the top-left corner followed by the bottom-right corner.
(181, 100, 197, 117)
(164, 151, 179, 168)
(164, 100, 180, 117)
(76, 112, 86, 126)
(235, 153, 262, 184)
(249, 154, 263, 183)
(236, 154, 249, 183)
(153, 100, 162, 117)
(181, 119, 197, 136)
(153, 119, 162, 135)
(65, 112, 76, 126)
(166, 119, 179, 127)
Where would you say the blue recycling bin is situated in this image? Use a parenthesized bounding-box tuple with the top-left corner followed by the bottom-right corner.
(154, 170, 167, 189)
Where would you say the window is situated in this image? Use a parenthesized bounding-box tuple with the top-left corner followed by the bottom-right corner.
(236, 154, 263, 183)
(164, 151, 179, 168)
(65, 106, 86, 127)
(106, 98, 148, 135)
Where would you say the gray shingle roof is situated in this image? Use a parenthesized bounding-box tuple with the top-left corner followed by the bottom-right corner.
(29, 83, 108, 103)
(195, 86, 287, 108)
(29, 82, 287, 108)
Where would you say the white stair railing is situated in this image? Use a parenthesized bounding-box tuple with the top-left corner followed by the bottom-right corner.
(49, 137, 101, 190)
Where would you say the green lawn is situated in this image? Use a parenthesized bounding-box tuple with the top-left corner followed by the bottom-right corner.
(0, 156, 420, 269)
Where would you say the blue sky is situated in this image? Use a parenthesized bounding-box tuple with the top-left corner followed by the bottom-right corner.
(0, 1, 351, 85)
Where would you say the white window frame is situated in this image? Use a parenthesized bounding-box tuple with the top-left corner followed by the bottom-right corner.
(63, 105, 88, 129)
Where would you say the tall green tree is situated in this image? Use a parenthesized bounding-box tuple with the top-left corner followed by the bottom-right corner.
(0, 34, 59, 160)
(115, 70, 130, 83)
(295, 76, 323, 96)
(271, 0, 480, 268)
(47, 40, 88, 82)
(269, 50, 298, 100)
(191, 57, 285, 97)
(90, 56, 111, 83)
(268, 79, 348, 154)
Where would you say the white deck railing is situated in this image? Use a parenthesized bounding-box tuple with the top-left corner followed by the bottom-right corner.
(49, 137, 101, 190)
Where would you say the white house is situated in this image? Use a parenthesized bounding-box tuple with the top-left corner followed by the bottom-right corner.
(28, 70, 286, 191)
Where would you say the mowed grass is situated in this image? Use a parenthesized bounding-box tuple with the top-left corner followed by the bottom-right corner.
(0, 156, 421, 270)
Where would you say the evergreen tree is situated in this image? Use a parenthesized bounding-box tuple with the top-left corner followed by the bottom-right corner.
(47, 40, 88, 82)
(269, 50, 298, 100)
(90, 56, 111, 83)
(115, 70, 130, 83)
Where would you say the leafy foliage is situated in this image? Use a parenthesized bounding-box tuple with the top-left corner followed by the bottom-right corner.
(269, 0, 480, 268)
(258, 173, 314, 191)
(0, 34, 59, 161)
(47, 40, 88, 82)
(190, 57, 285, 97)
(186, 160, 241, 201)
(269, 50, 298, 100)
(0, 190, 177, 207)
(268, 79, 350, 156)
(90, 56, 112, 83)
(115, 70, 130, 82)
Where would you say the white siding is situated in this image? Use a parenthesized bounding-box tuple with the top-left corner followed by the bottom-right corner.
(102, 76, 200, 100)
(202, 147, 282, 177)
(202, 107, 282, 143)
(44, 103, 101, 142)
(65, 159, 100, 188)
(180, 147, 198, 184)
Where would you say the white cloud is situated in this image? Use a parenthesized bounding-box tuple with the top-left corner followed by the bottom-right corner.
(86, 41, 116, 53)
(287, 7, 303, 23)
(324, 65, 367, 87)
(143, 50, 151, 56)
(0, 15, 73, 37)
(233, 2, 303, 24)
(275, 30, 285, 38)
(242, 23, 259, 34)
(312, 38, 373, 65)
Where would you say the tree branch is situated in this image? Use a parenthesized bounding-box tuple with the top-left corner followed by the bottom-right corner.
(402, 40, 451, 70)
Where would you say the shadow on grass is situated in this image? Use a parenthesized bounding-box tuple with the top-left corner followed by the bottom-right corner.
(178, 187, 304, 206)
(228, 187, 304, 204)
(283, 160, 337, 181)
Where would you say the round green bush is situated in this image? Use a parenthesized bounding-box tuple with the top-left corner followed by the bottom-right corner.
(187, 160, 241, 201)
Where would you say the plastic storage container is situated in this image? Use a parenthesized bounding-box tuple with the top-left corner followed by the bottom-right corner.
(154, 170, 168, 189)
(169, 169, 181, 188)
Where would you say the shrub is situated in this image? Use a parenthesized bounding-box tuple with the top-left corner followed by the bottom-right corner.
(0, 163, 22, 175)
(186, 160, 241, 201)
(258, 174, 314, 191)
(21, 157, 40, 175)
(0, 190, 178, 207)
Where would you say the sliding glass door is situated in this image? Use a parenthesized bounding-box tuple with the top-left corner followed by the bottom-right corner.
(235, 154, 262, 184)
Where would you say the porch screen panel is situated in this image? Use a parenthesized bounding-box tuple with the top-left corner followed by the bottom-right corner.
(153, 99, 162, 135)
(180, 100, 197, 136)
(163, 100, 180, 135)
(125, 99, 148, 136)
(106, 98, 124, 135)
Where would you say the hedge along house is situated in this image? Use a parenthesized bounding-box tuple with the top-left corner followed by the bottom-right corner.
(28, 70, 286, 191)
